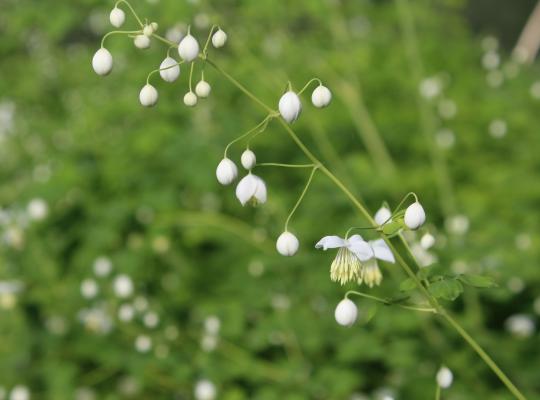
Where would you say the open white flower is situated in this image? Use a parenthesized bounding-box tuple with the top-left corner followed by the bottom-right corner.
(235, 173, 267, 206)
(315, 235, 373, 285)
(359, 239, 395, 288)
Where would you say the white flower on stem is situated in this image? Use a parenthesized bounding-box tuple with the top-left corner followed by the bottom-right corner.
(134, 34, 150, 49)
(194, 379, 216, 400)
(436, 366, 453, 389)
(159, 57, 180, 82)
(334, 298, 358, 327)
(150, 22, 158, 32)
(195, 80, 211, 98)
(178, 34, 200, 62)
(240, 149, 256, 170)
(235, 173, 267, 206)
(359, 239, 395, 288)
(143, 24, 154, 37)
(139, 84, 158, 107)
(92, 48, 113, 76)
(374, 206, 392, 226)
(276, 231, 299, 256)
(212, 29, 227, 48)
(215, 158, 238, 185)
(184, 91, 198, 107)
(315, 235, 373, 285)
(109, 7, 125, 28)
(311, 85, 332, 108)
(404, 201, 426, 230)
(278, 91, 302, 123)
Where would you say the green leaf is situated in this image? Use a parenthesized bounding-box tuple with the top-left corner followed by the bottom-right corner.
(429, 279, 464, 301)
(458, 274, 497, 288)
(399, 278, 417, 291)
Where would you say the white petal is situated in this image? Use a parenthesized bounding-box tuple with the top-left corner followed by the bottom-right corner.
(369, 239, 395, 263)
(404, 202, 426, 230)
(347, 234, 365, 244)
(252, 175, 267, 204)
(347, 239, 373, 261)
(374, 206, 392, 225)
(315, 235, 345, 250)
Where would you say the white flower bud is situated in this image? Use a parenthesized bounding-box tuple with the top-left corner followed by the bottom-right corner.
(183, 91, 198, 107)
(150, 22, 159, 32)
(92, 48, 113, 76)
(240, 149, 256, 170)
(109, 7, 125, 28)
(216, 158, 238, 185)
(194, 379, 216, 400)
(311, 85, 332, 108)
(212, 29, 227, 48)
(436, 366, 453, 389)
(374, 206, 392, 225)
(278, 91, 302, 123)
(159, 57, 180, 82)
(139, 84, 158, 107)
(404, 201, 426, 230)
(236, 174, 267, 206)
(195, 80, 211, 98)
(334, 298, 358, 327)
(143, 24, 154, 37)
(178, 34, 200, 62)
(276, 232, 299, 256)
(134, 34, 151, 49)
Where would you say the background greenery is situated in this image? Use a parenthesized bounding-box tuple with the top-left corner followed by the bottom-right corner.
(1, 0, 540, 399)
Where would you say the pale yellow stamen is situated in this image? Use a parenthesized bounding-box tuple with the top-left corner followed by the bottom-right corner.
(358, 259, 383, 288)
(330, 247, 362, 285)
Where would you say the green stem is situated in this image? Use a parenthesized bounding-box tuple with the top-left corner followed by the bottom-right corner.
(435, 384, 441, 400)
(297, 78, 322, 95)
(224, 115, 274, 157)
(345, 290, 437, 313)
(115, 0, 144, 27)
(146, 60, 184, 84)
(101, 30, 141, 48)
(256, 163, 315, 169)
(284, 167, 318, 231)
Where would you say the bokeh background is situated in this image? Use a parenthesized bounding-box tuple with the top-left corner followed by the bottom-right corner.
(1, 0, 540, 399)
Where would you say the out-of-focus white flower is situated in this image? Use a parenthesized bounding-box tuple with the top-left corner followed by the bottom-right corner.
(235, 173, 267, 206)
(481, 36, 499, 52)
(240, 149, 256, 170)
(311, 85, 332, 108)
(482, 51, 500, 70)
(436, 366, 453, 388)
(143, 311, 159, 328)
(505, 314, 535, 338)
(486, 70, 504, 88)
(507, 277, 525, 294)
(166, 24, 186, 44)
(27, 198, 48, 221)
(404, 202, 426, 230)
(109, 7, 125, 28)
(194, 380, 216, 400)
(133, 296, 148, 312)
(374, 206, 392, 226)
(113, 275, 133, 298)
(183, 91, 198, 107)
(437, 99, 457, 119)
(435, 128, 455, 149)
(201, 334, 218, 352)
(135, 335, 152, 352)
(420, 233, 436, 249)
(530, 81, 540, 99)
(178, 34, 199, 61)
(334, 298, 358, 327)
(93, 256, 112, 277)
(212, 29, 227, 48)
(489, 119, 507, 138)
(78, 307, 112, 334)
(216, 158, 238, 185)
(278, 91, 302, 123)
(204, 315, 221, 335)
(419, 77, 441, 99)
(9, 385, 30, 400)
(139, 84, 158, 107)
(80, 279, 99, 299)
(92, 48, 113, 76)
(195, 80, 211, 98)
(74, 387, 96, 400)
(118, 304, 135, 322)
(276, 231, 299, 256)
(159, 57, 180, 82)
(445, 214, 469, 235)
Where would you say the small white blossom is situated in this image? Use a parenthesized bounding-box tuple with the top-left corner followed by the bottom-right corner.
(135, 335, 152, 353)
(194, 380, 216, 400)
(195, 80, 211, 98)
(143, 24, 154, 37)
(276, 231, 299, 256)
(92, 48, 113, 76)
(159, 57, 180, 83)
(374, 206, 391, 226)
(118, 304, 135, 322)
(235, 173, 267, 206)
(311, 85, 332, 108)
(80, 279, 99, 299)
(143, 311, 159, 328)
(240, 149, 256, 170)
(204, 316, 221, 335)
(360, 239, 395, 287)
(9, 385, 30, 400)
(134, 34, 151, 49)
(178, 34, 200, 61)
(436, 366, 453, 389)
(27, 198, 48, 220)
(505, 314, 535, 338)
(109, 7, 125, 28)
(489, 119, 507, 138)
(139, 84, 158, 107)
(212, 29, 227, 48)
(113, 274, 134, 298)
(334, 298, 358, 327)
(166, 24, 185, 44)
(183, 91, 198, 107)
(420, 233, 436, 249)
(278, 91, 302, 123)
(93, 256, 112, 277)
(216, 158, 238, 185)
(404, 202, 426, 230)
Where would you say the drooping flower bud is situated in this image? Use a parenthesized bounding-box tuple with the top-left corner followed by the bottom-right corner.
(404, 201, 426, 230)
(92, 48, 113, 76)
(278, 91, 302, 123)
(216, 158, 238, 185)
(134, 34, 151, 49)
(311, 85, 332, 108)
(143, 24, 154, 37)
(236, 173, 267, 206)
(109, 7, 125, 28)
(240, 149, 256, 170)
(159, 57, 180, 83)
(436, 366, 453, 389)
(212, 29, 227, 48)
(178, 34, 200, 62)
(183, 91, 198, 107)
(374, 206, 392, 226)
(139, 84, 158, 107)
(195, 80, 211, 98)
(150, 22, 159, 32)
(276, 232, 299, 256)
(334, 298, 358, 327)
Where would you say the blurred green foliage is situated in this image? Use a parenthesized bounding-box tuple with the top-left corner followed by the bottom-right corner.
(1, 0, 540, 399)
